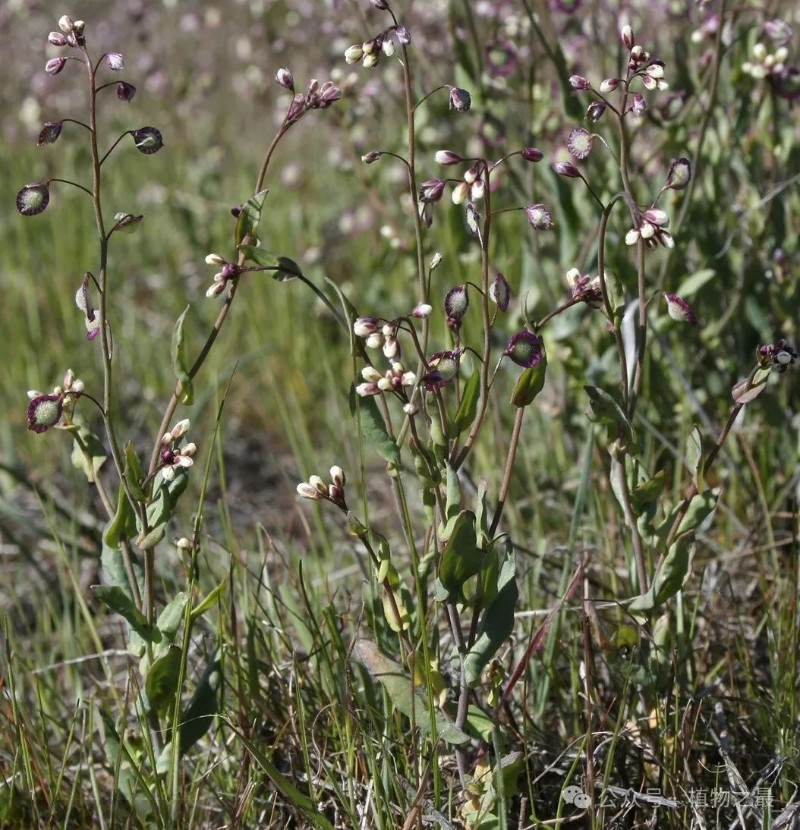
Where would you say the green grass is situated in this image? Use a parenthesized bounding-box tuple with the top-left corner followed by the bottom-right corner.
(2, 1, 800, 828)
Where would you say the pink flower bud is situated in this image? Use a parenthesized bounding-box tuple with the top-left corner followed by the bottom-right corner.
(275, 67, 294, 90)
(620, 24, 634, 50)
(434, 149, 462, 166)
(599, 78, 619, 93)
(116, 82, 136, 102)
(521, 147, 543, 162)
(570, 75, 591, 90)
(362, 150, 382, 164)
(663, 293, 698, 325)
(48, 31, 67, 46)
(553, 161, 581, 178)
(105, 52, 124, 71)
(45, 57, 67, 76)
(489, 272, 511, 312)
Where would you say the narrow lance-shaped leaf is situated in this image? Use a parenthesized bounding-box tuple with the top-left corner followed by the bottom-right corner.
(465, 543, 518, 686)
(452, 368, 480, 435)
(349, 384, 400, 466)
(352, 639, 469, 745)
(171, 306, 193, 405)
(93, 585, 159, 643)
(178, 648, 222, 756)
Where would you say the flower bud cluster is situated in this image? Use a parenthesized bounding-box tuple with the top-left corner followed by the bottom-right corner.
(742, 42, 789, 80)
(435, 154, 487, 205)
(296, 466, 348, 510)
(757, 339, 798, 373)
(344, 25, 411, 69)
(625, 208, 674, 249)
(204, 254, 244, 298)
(285, 78, 342, 124)
(159, 419, 196, 481)
(565, 268, 603, 308)
(353, 313, 420, 399)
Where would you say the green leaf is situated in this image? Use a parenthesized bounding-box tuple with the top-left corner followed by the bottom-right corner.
(98, 709, 156, 818)
(234, 189, 268, 247)
(656, 488, 719, 549)
(465, 544, 518, 686)
(438, 511, 484, 603)
(170, 306, 193, 405)
(677, 268, 716, 298)
(178, 648, 222, 756)
(453, 369, 480, 435)
(685, 425, 705, 490)
(66, 422, 107, 483)
(352, 639, 469, 745)
(349, 385, 400, 466)
(510, 346, 548, 407)
(238, 246, 304, 281)
(190, 581, 225, 622)
(444, 463, 461, 523)
(632, 470, 665, 537)
(629, 531, 696, 611)
(124, 442, 147, 502)
(145, 645, 182, 710)
(103, 485, 137, 547)
(157, 592, 189, 646)
(93, 585, 158, 643)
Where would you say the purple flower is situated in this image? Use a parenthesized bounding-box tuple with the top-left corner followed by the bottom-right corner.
(422, 350, 461, 390)
(569, 75, 591, 90)
(105, 52, 124, 71)
(521, 147, 543, 162)
(567, 127, 593, 160)
(586, 101, 607, 122)
(37, 121, 63, 145)
(27, 394, 63, 433)
(116, 82, 136, 102)
(525, 203, 554, 230)
(449, 87, 472, 112)
(489, 272, 511, 312)
(758, 339, 798, 373)
(419, 178, 445, 203)
(504, 330, 542, 368)
(434, 150, 462, 166)
(45, 57, 67, 76)
(553, 161, 581, 178)
(445, 285, 469, 329)
(275, 67, 294, 90)
(663, 293, 698, 326)
(485, 39, 517, 77)
(16, 182, 50, 216)
(132, 126, 163, 154)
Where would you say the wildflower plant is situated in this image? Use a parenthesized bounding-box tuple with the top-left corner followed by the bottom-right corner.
(9, 2, 800, 828)
(15, 12, 342, 821)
